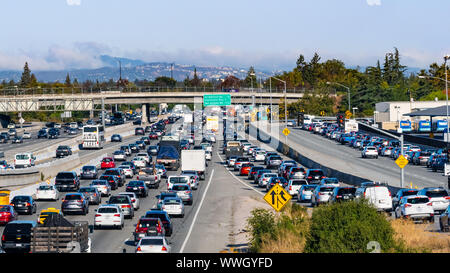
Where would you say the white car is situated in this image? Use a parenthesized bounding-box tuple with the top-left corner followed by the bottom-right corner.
(285, 179, 308, 196)
(161, 197, 185, 217)
(35, 185, 59, 201)
(254, 151, 266, 162)
(94, 204, 124, 229)
(135, 236, 171, 253)
(118, 165, 133, 178)
(132, 157, 147, 168)
(113, 151, 126, 161)
(205, 150, 212, 161)
(241, 143, 252, 152)
(258, 173, 277, 188)
(14, 153, 35, 168)
(362, 146, 378, 159)
(136, 153, 151, 164)
(320, 178, 340, 188)
(418, 187, 450, 214)
(395, 195, 434, 222)
(118, 192, 140, 210)
(167, 175, 190, 190)
(22, 132, 31, 139)
(90, 180, 111, 197)
(355, 184, 392, 212)
(200, 143, 212, 153)
(180, 172, 199, 190)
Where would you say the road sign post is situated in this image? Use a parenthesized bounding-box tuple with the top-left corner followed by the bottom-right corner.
(264, 184, 291, 212)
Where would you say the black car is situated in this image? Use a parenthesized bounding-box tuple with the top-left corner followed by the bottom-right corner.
(133, 119, 142, 125)
(80, 165, 98, 179)
(129, 144, 139, 153)
(56, 145, 72, 158)
(37, 129, 48, 139)
(135, 127, 145, 135)
(305, 169, 326, 184)
(11, 136, 23, 144)
(120, 161, 138, 175)
(126, 180, 149, 197)
(140, 136, 151, 145)
(103, 168, 126, 186)
(1, 221, 37, 253)
(144, 209, 173, 236)
(48, 128, 59, 139)
(55, 171, 80, 191)
(10, 196, 37, 215)
(135, 140, 146, 150)
(147, 145, 159, 156)
(144, 126, 152, 133)
(111, 134, 122, 142)
(329, 187, 357, 203)
(98, 174, 120, 190)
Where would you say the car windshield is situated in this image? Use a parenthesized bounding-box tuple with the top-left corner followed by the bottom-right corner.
(56, 173, 75, 179)
(128, 181, 143, 187)
(64, 194, 82, 200)
(98, 207, 119, 213)
(109, 196, 129, 203)
(140, 238, 164, 246)
(104, 170, 119, 175)
(79, 188, 96, 193)
(12, 196, 30, 202)
(38, 185, 53, 190)
(15, 154, 30, 160)
(323, 178, 339, 184)
(82, 166, 95, 171)
(309, 170, 324, 176)
(407, 197, 430, 204)
(425, 190, 448, 198)
(172, 185, 189, 191)
(291, 180, 307, 185)
(401, 190, 418, 197)
(169, 177, 188, 184)
(337, 188, 356, 195)
(103, 158, 113, 162)
(164, 199, 181, 204)
(320, 187, 334, 192)
(139, 219, 158, 228)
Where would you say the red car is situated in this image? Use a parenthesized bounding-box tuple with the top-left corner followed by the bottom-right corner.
(240, 163, 254, 176)
(101, 157, 115, 169)
(149, 133, 158, 140)
(0, 205, 18, 225)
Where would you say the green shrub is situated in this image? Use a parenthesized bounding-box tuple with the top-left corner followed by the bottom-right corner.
(247, 208, 276, 252)
(305, 200, 404, 253)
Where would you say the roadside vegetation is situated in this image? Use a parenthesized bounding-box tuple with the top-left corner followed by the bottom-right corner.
(247, 200, 449, 253)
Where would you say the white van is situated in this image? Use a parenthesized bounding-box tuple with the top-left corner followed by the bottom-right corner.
(14, 153, 36, 168)
(355, 183, 392, 212)
(69, 122, 78, 129)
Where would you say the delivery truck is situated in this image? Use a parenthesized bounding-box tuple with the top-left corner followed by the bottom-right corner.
(181, 150, 207, 180)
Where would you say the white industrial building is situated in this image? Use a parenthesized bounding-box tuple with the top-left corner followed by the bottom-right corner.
(375, 100, 449, 123)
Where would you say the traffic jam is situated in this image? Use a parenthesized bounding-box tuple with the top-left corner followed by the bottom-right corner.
(0, 114, 215, 253)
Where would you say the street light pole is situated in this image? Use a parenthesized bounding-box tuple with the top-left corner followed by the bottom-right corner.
(271, 76, 288, 144)
(326, 82, 351, 111)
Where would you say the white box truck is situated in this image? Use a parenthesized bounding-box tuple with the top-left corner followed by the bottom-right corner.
(181, 150, 207, 180)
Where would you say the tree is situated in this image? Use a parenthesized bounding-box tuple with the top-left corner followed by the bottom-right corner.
(30, 74, 38, 87)
(190, 68, 202, 87)
(65, 73, 71, 87)
(20, 62, 32, 87)
(243, 66, 257, 88)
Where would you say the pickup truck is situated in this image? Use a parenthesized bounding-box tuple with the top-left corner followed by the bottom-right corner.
(156, 145, 180, 171)
(136, 167, 161, 189)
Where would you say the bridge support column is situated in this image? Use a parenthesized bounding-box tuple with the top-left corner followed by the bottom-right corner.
(141, 104, 148, 124)
(89, 109, 94, 119)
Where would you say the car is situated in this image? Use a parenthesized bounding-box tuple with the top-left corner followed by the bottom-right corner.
(180, 171, 199, 190)
(287, 167, 306, 180)
(136, 141, 146, 150)
(319, 178, 340, 188)
(56, 145, 72, 158)
(167, 175, 190, 190)
(118, 192, 140, 210)
(169, 184, 193, 205)
(61, 193, 89, 215)
(258, 172, 278, 188)
(132, 156, 147, 168)
(118, 165, 134, 178)
(107, 195, 134, 219)
(394, 195, 434, 223)
(355, 183, 393, 212)
(239, 163, 254, 176)
(55, 171, 80, 192)
(362, 146, 378, 159)
(37, 208, 61, 224)
(94, 204, 124, 230)
(14, 153, 35, 168)
(101, 157, 116, 169)
(48, 128, 59, 139)
(161, 197, 185, 217)
(129, 144, 140, 153)
(113, 150, 126, 161)
(155, 164, 167, 178)
(136, 152, 151, 164)
(147, 145, 159, 156)
(111, 134, 122, 142)
(8, 128, 17, 137)
(68, 128, 78, 135)
(9, 195, 37, 215)
(78, 187, 102, 205)
(1, 220, 37, 253)
(135, 236, 171, 253)
(141, 136, 151, 145)
(80, 165, 98, 179)
(36, 185, 60, 201)
(126, 180, 149, 198)
(285, 179, 308, 196)
(392, 189, 419, 210)
(417, 187, 449, 214)
(135, 127, 145, 135)
(254, 169, 272, 184)
(7, 123, 15, 129)
(305, 169, 326, 184)
(120, 161, 138, 175)
(120, 145, 131, 156)
(233, 157, 251, 171)
(156, 192, 179, 209)
(11, 136, 23, 144)
(98, 174, 120, 190)
(90, 180, 112, 197)
(254, 150, 266, 162)
(329, 187, 357, 203)
(144, 210, 173, 236)
(266, 155, 283, 169)
(311, 186, 335, 206)
(133, 218, 165, 244)
(149, 132, 158, 140)
(265, 177, 288, 192)
(104, 168, 126, 186)
(439, 206, 450, 232)
(248, 166, 265, 180)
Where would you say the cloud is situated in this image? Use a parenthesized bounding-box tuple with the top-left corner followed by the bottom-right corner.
(66, 0, 81, 6)
(366, 0, 381, 6)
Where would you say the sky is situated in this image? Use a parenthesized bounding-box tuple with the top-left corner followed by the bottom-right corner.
(1, 0, 450, 72)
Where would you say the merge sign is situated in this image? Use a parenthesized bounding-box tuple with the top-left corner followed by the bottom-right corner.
(283, 128, 290, 136)
(264, 184, 292, 212)
(203, 94, 231, 106)
(395, 155, 408, 169)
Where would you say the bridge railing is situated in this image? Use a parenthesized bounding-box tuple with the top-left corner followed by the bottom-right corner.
(0, 86, 304, 96)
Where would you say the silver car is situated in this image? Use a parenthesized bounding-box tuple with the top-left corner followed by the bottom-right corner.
(118, 192, 140, 211)
(170, 184, 193, 205)
(90, 180, 111, 197)
(311, 186, 335, 206)
(161, 197, 185, 217)
(78, 187, 102, 205)
(107, 195, 134, 219)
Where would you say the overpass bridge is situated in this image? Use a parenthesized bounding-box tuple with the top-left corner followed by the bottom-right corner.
(0, 88, 304, 112)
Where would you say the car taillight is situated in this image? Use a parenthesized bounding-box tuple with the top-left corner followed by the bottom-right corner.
(161, 246, 167, 251)
(137, 246, 141, 252)
(427, 202, 433, 206)
(95, 214, 101, 217)
(289, 186, 292, 191)
(308, 176, 312, 179)
(137, 176, 139, 180)
(26, 202, 31, 207)
(405, 204, 412, 208)
(114, 214, 121, 217)
(74, 179, 76, 184)
(336, 195, 342, 198)
(445, 196, 450, 200)
(186, 191, 191, 194)
(388, 191, 391, 197)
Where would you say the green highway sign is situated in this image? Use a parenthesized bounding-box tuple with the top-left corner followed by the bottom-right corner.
(203, 94, 231, 106)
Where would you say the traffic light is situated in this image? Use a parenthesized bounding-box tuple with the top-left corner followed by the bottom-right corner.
(336, 113, 345, 128)
(298, 112, 304, 127)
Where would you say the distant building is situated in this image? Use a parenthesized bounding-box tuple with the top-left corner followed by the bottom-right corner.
(375, 100, 448, 123)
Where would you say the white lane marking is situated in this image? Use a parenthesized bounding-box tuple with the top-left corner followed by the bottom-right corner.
(179, 169, 215, 253)
(216, 151, 264, 197)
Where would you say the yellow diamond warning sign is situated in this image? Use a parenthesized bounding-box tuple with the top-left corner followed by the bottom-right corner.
(264, 184, 292, 212)
(282, 128, 290, 136)
(395, 155, 408, 169)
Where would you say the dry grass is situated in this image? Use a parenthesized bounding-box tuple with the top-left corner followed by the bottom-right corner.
(391, 219, 450, 253)
(259, 229, 306, 253)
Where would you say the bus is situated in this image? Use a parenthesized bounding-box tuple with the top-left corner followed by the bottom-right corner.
(417, 120, 431, 132)
(432, 119, 448, 132)
(82, 125, 105, 149)
(399, 120, 412, 132)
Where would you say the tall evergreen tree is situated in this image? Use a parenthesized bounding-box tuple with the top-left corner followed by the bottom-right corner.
(30, 73, 38, 87)
(244, 66, 257, 88)
(20, 62, 32, 87)
(65, 73, 71, 86)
